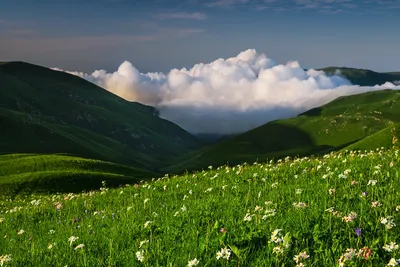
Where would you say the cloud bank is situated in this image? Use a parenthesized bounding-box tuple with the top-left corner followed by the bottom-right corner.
(53, 49, 400, 135)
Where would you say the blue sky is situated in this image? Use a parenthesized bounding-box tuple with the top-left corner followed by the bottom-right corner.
(0, 0, 399, 73)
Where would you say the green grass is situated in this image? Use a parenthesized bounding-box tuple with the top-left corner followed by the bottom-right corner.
(1, 148, 400, 266)
(0, 154, 158, 195)
(167, 90, 400, 173)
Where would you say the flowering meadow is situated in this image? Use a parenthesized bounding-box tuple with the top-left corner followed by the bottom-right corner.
(1, 148, 400, 266)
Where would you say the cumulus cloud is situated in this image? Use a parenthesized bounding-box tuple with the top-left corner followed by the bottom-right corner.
(53, 49, 400, 135)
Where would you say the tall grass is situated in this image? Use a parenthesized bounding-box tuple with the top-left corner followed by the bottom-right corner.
(1, 148, 400, 266)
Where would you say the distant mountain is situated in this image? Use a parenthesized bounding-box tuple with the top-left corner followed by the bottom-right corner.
(0, 62, 203, 171)
(319, 67, 400, 86)
(166, 89, 400, 172)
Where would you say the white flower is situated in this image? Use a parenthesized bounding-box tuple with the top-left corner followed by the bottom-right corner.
(243, 213, 254, 222)
(368, 180, 377, 186)
(181, 205, 187, 212)
(0, 254, 12, 266)
(387, 258, 400, 266)
(74, 244, 85, 250)
(383, 242, 399, 252)
(144, 221, 153, 228)
(187, 258, 199, 266)
(216, 248, 232, 260)
(136, 250, 145, 262)
(68, 236, 79, 246)
(17, 229, 25, 235)
(295, 189, 302, 194)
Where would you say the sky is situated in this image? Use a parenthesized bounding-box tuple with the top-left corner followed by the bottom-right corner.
(2, 0, 400, 135)
(1, 0, 400, 73)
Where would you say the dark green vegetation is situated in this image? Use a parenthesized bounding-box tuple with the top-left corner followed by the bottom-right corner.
(0, 62, 203, 171)
(320, 67, 400, 86)
(0, 154, 157, 195)
(166, 89, 400, 172)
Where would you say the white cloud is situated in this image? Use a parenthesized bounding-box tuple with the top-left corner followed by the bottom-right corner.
(54, 49, 400, 135)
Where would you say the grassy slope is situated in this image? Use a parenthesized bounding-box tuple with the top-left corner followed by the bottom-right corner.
(0, 154, 158, 195)
(1, 149, 399, 266)
(166, 90, 400, 172)
(0, 62, 202, 170)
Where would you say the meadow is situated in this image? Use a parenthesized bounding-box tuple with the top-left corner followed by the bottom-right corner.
(1, 147, 400, 266)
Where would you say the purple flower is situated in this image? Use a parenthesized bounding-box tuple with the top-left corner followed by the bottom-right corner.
(355, 228, 362, 237)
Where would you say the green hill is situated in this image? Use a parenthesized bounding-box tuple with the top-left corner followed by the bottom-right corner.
(1, 148, 399, 266)
(166, 89, 400, 172)
(0, 154, 158, 195)
(319, 67, 400, 86)
(0, 62, 203, 170)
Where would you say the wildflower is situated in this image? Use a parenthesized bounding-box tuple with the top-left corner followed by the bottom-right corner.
(354, 228, 362, 237)
(139, 240, 149, 248)
(174, 211, 179, 217)
(74, 244, 85, 250)
(371, 201, 382, 208)
(68, 236, 79, 246)
(358, 246, 373, 259)
(351, 180, 358, 185)
(136, 250, 145, 262)
(368, 180, 377, 186)
(381, 216, 396, 229)
(47, 243, 55, 250)
(216, 247, 231, 260)
(387, 258, 400, 266)
(187, 258, 199, 266)
(254, 206, 263, 212)
(17, 229, 25, 235)
(263, 209, 276, 219)
(329, 188, 336, 195)
(383, 242, 399, 252)
(295, 189, 302, 194)
(271, 182, 278, 188)
(0, 254, 12, 266)
(395, 205, 400, 212)
(243, 213, 254, 222)
(272, 246, 284, 254)
(293, 202, 308, 208)
(220, 228, 227, 233)
(144, 221, 153, 228)
(342, 212, 357, 223)
(338, 248, 357, 266)
(181, 205, 187, 212)
(294, 251, 309, 264)
(0, 218, 3, 223)
(144, 198, 149, 204)
(270, 229, 283, 243)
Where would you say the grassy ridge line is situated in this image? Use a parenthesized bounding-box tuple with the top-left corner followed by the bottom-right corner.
(0, 154, 159, 195)
(0, 148, 399, 266)
(166, 90, 400, 173)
